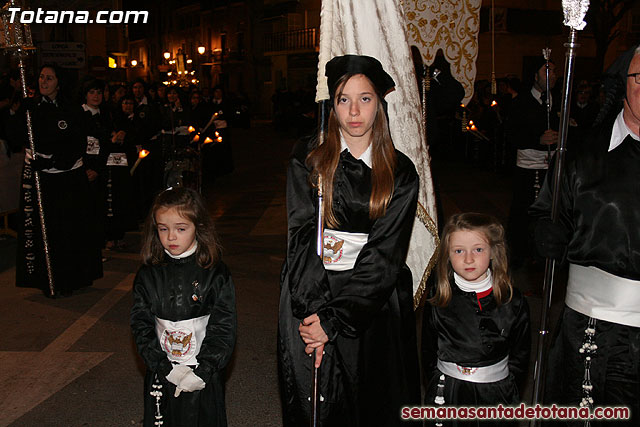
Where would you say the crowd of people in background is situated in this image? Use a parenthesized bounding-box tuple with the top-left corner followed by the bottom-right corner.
(1, 64, 248, 297)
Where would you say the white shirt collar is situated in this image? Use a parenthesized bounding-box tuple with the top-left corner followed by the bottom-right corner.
(164, 241, 198, 259)
(609, 109, 640, 152)
(339, 131, 372, 168)
(82, 104, 100, 115)
(137, 96, 148, 106)
(454, 269, 493, 293)
(531, 86, 550, 106)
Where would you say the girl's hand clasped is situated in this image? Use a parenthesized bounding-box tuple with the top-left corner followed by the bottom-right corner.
(299, 313, 328, 368)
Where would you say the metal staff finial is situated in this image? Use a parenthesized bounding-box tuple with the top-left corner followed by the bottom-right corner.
(530, 1, 590, 424)
(0, 1, 55, 296)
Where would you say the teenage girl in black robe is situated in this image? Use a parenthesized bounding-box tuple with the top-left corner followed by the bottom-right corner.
(278, 55, 420, 426)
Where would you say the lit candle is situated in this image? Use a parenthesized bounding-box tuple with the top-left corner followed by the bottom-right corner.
(130, 149, 150, 175)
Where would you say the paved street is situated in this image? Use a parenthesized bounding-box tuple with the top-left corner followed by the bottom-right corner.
(0, 124, 563, 426)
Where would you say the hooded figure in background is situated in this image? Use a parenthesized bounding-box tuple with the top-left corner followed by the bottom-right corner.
(530, 44, 640, 426)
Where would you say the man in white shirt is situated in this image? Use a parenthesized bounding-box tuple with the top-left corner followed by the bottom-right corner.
(531, 44, 640, 426)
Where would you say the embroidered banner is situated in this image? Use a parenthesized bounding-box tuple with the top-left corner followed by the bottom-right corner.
(403, 0, 482, 104)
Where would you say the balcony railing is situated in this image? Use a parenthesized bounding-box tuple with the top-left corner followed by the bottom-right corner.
(264, 28, 318, 53)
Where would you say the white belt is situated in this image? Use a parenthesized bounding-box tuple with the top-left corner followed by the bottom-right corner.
(437, 356, 509, 383)
(516, 148, 548, 169)
(322, 229, 368, 271)
(155, 314, 210, 366)
(36, 152, 84, 173)
(566, 264, 640, 327)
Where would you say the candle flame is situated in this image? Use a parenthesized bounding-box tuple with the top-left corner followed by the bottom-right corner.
(139, 149, 150, 159)
(193, 134, 200, 142)
(204, 137, 213, 144)
(491, 100, 497, 107)
(188, 126, 196, 133)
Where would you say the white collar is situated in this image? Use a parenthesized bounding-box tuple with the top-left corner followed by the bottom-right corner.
(340, 131, 372, 168)
(82, 104, 100, 115)
(610, 109, 640, 152)
(530, 86, 550, 106)
(137, 96, 148, 106)
(454, 269, 493, 293)
(164, 241, 198, 259)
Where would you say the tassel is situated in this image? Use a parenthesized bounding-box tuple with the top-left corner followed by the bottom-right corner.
(579, 317, 597, 427)
(150, 374, 164, 426)
(435, 374, 445, 426)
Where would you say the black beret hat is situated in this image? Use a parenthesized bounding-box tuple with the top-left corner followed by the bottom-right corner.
(325, 55, 395, 99)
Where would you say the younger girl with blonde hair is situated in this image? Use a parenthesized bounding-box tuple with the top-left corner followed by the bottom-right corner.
(423, 212, 530, 422)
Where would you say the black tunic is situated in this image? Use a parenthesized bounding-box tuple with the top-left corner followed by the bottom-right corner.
(105, 111, 138, 239)
(131, 255, 236, 427)
(505, 89, 560, 262)
(530, 119, 640, 425)
(422, 286, 530, 423)
(278, 139, 421, 427)
(81, 106, 111, 246)
(530, 120, 640, 279)
(15, 97, 102, 294)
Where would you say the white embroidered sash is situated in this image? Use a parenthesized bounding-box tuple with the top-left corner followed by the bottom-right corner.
(155, 314, 210, 366)
(567, 264, 640, 327)
(437, 356, 509, 383)
(322, 229, 368, 271)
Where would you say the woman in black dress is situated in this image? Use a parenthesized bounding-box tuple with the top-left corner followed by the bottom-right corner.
(16, 64, 102, 297)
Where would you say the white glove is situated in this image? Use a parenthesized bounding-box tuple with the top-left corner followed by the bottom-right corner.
(177, 370, 206, 393)
(166, 365, 191, 397)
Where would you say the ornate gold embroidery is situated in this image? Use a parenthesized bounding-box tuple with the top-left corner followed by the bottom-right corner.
(403, 0, 482, 104)
(413, 200, 440, 310)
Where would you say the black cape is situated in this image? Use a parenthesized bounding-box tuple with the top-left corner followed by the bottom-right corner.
(131, 255, 236, 427)
(278, 139, 421, 426)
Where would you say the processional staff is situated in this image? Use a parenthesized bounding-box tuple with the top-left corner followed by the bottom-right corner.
(0, 0, 55, 296)
(529, 1, 590, 425)
(534, 47, 553, 199)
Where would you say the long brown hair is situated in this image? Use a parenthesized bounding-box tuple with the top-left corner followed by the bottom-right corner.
(430, 212, 512, 307)
(306, 73, 397, 228)
(141, 187, 222, 268)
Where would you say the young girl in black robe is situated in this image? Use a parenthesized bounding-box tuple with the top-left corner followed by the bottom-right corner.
(278, 55, 420, 426)
(422, 213, 530, 425)
(131, 187, 236, 426)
